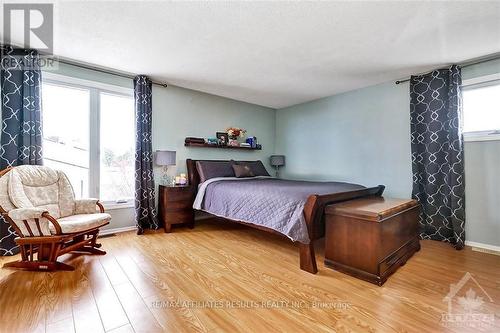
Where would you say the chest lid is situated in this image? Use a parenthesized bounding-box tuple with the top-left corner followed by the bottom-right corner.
(325, 197, 419, 222)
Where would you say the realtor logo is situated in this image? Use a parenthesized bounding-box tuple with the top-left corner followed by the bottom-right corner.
(3, 3, 54, 54)
(441, 272, 495, 328)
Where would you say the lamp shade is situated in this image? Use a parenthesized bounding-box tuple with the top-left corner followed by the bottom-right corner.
(270, 155, 285, 167)
(156, 150, 176, 166)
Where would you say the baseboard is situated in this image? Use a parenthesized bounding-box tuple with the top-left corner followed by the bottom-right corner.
(100, 226, 137, 236)
(465, 240, 500, 255)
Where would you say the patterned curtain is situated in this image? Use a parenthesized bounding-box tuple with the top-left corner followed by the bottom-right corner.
(410, 65, 465, 249)
(134, 75, 158, 233)
(0, 45, 43, 255)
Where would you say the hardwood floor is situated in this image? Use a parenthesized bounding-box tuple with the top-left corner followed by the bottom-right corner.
(1, 218, 499, 333)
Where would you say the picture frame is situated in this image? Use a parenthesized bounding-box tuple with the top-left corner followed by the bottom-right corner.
(216, 132, 229, 146)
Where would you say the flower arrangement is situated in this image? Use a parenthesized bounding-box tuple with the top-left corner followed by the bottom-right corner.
(226, 127, 246, 139)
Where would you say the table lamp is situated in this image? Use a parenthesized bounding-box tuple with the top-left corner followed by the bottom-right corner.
(270, 155, 285, 178)
(156, 150, 176, 185)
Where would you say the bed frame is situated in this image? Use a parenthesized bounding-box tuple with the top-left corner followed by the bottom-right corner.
(186, 159, 385, 274)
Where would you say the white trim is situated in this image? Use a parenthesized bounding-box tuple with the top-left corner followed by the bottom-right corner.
(464, 131, 500, 142)
(104, 202, 135, 210)
(100, 226, 137, 236)
(465, 240, 500, 253)
(462, 73, 500, 88)
(461, 74, 500, 139)
(89, 87, 100, 198)
(42, 72, 133, 96)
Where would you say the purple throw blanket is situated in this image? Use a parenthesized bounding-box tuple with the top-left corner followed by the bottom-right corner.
(193, 177, 365, 243)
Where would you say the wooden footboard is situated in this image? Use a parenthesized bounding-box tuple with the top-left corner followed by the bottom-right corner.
(299, 185, 385, 274)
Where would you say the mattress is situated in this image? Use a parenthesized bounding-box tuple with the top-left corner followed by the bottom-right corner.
(193, 177, 365, 243)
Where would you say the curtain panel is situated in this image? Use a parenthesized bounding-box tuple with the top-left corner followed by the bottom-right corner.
(0, 45, 43, 255)
(410, 65, 466, 249)
(134, 75, 159, 233)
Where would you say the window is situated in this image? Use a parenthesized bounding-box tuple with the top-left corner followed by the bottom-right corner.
(43, 83, 90, 198)
(100, 93, 135, 202)
(462, 74, 500, 142)
(42, 74, 135, 207)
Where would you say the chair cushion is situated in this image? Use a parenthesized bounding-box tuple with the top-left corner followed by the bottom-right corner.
(8, 165, 76, 218)
(0, 171, 15, 212)
(74, 198, 99, 214)
(50, 213, 111, 234)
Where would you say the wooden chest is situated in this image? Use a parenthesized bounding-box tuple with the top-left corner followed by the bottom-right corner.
(324, 197, 420, 286)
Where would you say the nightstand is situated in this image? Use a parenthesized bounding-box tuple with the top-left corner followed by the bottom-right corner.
(158, 185, 195, 233)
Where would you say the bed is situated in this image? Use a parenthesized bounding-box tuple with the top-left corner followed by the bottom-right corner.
(187, 159, 385, 274)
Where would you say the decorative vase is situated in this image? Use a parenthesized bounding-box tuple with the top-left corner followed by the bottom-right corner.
(239, 133, 247, 143)
(229, 139, 239, 147)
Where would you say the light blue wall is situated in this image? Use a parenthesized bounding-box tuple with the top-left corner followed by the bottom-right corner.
(464, 141, 500, 247)
(47, 63, 133, 89)
(151, 84, 275, 177)
(462, 58, 500, 80)
(276, 59, 500, 247)
(276, 81, 412, 198)
(42, 63, 275, 230)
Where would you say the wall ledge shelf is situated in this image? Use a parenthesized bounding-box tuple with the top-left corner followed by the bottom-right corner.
(184, 142, 261, 150)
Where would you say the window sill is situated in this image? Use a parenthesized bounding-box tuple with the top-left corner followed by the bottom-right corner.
(103, 202, 134, 210)
(464, 132, 500, 142)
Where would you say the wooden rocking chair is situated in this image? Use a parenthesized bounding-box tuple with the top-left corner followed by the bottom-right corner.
(0, 165, 111, 271)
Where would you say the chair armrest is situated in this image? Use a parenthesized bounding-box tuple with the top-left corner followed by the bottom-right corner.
(7, 208, 62, 236)
(75, 198, 105, 214)
(9, 207, 47, 220)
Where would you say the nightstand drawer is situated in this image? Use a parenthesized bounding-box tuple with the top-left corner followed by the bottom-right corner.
(166, 190, 194, 202)
(164, 210, 194, 225)
(165, 200, 192, 210)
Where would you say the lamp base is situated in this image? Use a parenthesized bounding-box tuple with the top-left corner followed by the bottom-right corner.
(161, 166, 174, 185)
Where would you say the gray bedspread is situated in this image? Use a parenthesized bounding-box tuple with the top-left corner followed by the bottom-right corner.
(193, 177, 365, 244)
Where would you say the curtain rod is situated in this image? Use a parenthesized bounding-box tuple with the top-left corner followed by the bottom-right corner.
(54, 57, 168, 88)
(395, 52, 500, 85)
(1, 44, 168, 87)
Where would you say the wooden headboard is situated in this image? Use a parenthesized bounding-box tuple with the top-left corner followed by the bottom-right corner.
(186, 159, 263, 193)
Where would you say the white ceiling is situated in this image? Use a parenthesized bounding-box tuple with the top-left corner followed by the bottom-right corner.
(6, 1, 500, 108)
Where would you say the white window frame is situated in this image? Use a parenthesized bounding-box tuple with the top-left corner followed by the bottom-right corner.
(462, 73, 500, 142)
(42, 72, 135, 210)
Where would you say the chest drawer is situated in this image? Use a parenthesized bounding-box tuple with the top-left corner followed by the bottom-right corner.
(378, 237, 420, 276)
(379, 241, 409, 274)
